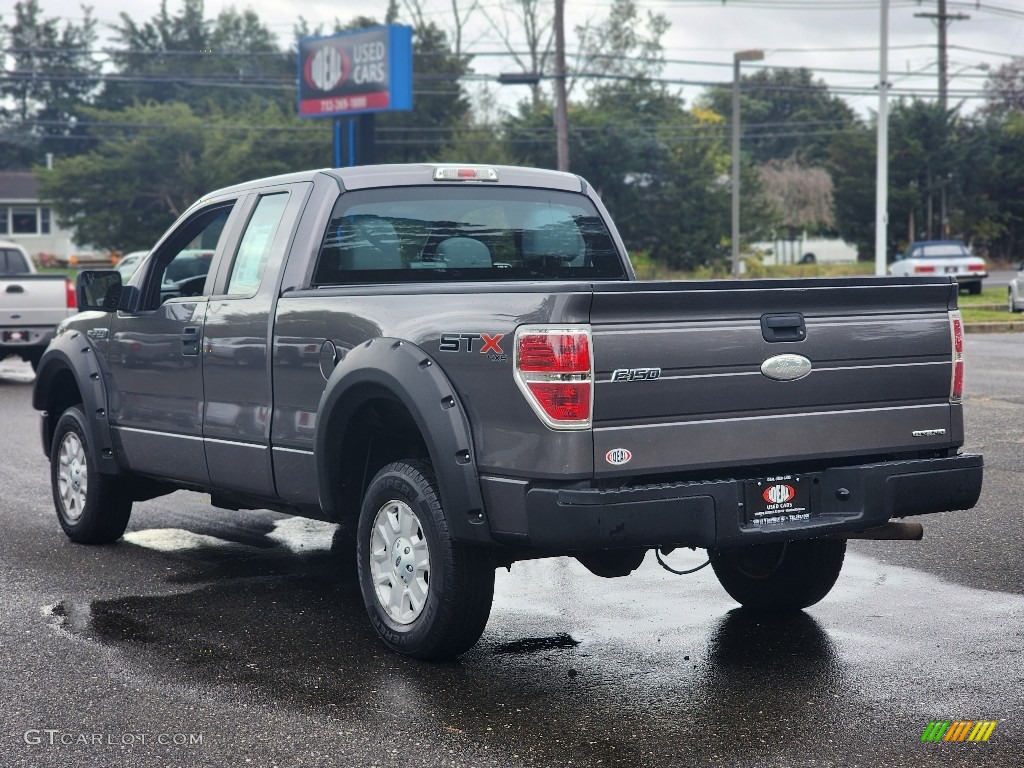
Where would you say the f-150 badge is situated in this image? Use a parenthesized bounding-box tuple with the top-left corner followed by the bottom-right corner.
(760, 354, 812, 382)
(611, 367, 661, 382)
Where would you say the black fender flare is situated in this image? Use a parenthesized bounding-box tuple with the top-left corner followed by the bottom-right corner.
(314, 337, 492, 544)
(32, 329, 122, 475)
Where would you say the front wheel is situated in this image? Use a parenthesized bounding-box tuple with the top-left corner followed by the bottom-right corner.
(50, 406, 133, 543)
(356, 460, 494, 660)
(709, 539, 846, 613)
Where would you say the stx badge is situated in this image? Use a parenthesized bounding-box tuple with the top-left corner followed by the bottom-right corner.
(440, 332, 506, 360)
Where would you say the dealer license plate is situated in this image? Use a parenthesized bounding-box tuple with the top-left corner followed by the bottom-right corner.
(744, 475, 813, 526)
(2, 329, 30, 343)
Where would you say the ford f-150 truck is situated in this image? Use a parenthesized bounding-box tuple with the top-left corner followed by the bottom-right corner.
(33, 164, 983, 660)
(1, 240, 76, 370)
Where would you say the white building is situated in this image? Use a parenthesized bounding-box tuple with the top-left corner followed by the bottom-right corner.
(0, 170, 81, 263)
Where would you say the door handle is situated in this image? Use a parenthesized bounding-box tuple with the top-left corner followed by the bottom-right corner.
(181, 326, 200, 356)
(761, 313, 806, 342)
(5, 284, 24, 293)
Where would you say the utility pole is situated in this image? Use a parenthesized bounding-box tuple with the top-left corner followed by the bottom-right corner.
(915, 0, 970, 110)
(553, 0, 570, 172)
(915, 1, 969, 238)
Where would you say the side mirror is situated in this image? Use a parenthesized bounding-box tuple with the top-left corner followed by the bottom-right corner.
(77, 270, 123, 312)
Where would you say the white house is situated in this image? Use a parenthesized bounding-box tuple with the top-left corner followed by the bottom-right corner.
(0, 170, 82, 263)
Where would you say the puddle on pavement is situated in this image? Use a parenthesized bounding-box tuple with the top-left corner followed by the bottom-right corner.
(38, 523, 1024, 766)
(118, 517, 352, 585)
(44, 600, 159, 643)
(492, 632, 580, 655)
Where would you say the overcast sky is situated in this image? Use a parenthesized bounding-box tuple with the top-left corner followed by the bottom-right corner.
(34, 0, 1024, 116)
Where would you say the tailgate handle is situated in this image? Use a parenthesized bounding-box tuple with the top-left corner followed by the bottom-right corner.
(761, 313, 806, 342)
(5, 284, 24, 294)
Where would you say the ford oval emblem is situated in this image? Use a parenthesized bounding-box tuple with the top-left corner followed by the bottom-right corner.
(605, 448, 632, 466)
(760, 354, 812, 382)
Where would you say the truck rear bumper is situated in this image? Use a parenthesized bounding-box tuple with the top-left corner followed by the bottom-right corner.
(480, 454, 983, 551)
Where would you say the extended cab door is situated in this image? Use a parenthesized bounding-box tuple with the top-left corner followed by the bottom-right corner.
(107, 200, 243, 485)
(201, 183, 311, 496)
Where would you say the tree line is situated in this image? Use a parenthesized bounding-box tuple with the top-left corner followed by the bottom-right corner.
(2, 0, 1022, 264)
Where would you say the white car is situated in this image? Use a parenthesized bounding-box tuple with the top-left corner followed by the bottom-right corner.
(889, 240, 987, 295)
(115, 250, 149, 280)
(1009, 264, 1024, 313)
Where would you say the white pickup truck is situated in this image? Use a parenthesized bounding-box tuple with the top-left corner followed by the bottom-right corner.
(0, 240, 76, 371)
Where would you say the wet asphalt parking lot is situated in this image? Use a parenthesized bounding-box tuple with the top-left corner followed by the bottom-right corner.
(1, 334, 1022, 768)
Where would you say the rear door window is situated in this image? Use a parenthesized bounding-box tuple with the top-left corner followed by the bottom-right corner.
(311, 186, 625, 285)
(226, 193, 290, 296)
(0, 248, 30, 274)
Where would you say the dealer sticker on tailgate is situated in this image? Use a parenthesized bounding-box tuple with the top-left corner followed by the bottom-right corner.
(744, 475, 812, 526)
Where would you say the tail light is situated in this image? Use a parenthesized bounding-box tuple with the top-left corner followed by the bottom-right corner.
(914, 265, 936, 274)
(65, 278, 76, 309)
(949, 311, 964, 402)
(967, 264, 985, 272)
(513, 325, 592, 429)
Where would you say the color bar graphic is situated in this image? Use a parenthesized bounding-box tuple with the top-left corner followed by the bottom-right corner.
(921, 720, 996, 743)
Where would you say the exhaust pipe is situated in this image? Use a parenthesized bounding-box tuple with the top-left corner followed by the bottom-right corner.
(833, 521, 924, 541)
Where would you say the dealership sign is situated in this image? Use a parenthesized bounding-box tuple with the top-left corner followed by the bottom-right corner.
(297, 26, 412, 118)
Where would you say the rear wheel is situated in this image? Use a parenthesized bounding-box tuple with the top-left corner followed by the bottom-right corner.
(50, 406, 132, 544)
(967, 281, 982, 296)
(356, 460, 494, 660)
(709, 539, 846, 613)
(25, 349, 43, 372)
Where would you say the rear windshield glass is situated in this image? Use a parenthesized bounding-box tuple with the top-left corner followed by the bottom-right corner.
(312, 186, 626, 286)
(912, 243, 969, 258)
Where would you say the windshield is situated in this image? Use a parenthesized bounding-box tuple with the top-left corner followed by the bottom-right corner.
(912, 243, 970, 258)
(312, 186, 626, 286)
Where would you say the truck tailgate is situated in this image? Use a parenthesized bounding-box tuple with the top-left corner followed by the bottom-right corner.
(1, 275, 71, 326)
(589, 277, 960, 477)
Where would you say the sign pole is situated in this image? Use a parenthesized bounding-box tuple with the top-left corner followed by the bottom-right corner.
(333, 119, 342, 167)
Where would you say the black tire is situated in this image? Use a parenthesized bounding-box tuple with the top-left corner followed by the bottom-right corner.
(967, 281, 982, 296)
(709, 538, 846, 613)
(356, 460, 494, 660)
(25, 349, 43, 372)
(50, 406, 132, 544)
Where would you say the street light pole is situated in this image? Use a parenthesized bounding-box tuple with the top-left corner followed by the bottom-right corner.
(731, 49, 764, 278)
(553, 0, 570, 172)
(875, 0, 889, 277)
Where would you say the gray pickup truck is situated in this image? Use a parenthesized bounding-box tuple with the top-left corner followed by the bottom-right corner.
(33, 164, 983, 659)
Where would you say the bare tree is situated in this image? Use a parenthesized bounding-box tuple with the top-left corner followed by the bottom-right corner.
(400, 0, 480, 60)
(570, 0, 669, 97)
(479, 0, 554, 108)
(982, 57, 1024, 119)
(759, 158, 835, 233)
